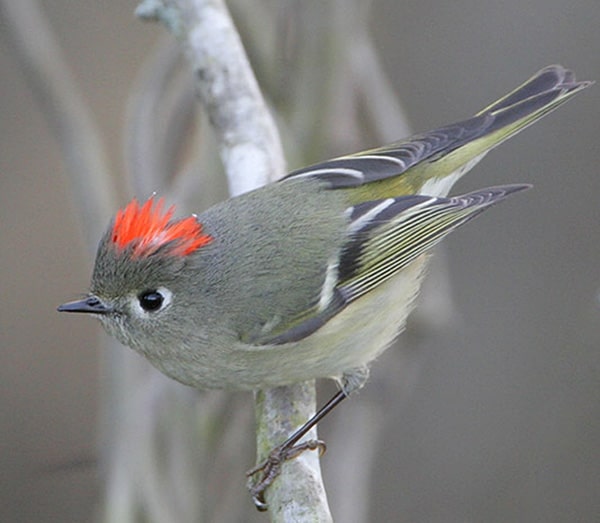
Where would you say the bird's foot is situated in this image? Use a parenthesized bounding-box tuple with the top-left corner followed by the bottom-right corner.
(246, 438, 326, 511)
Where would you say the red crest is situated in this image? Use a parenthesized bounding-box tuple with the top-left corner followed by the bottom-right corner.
(111, 197, 212, 258)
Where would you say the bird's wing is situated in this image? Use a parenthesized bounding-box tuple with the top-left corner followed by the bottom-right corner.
(251, 185, 529, 345)
(336, 185, 529, 302)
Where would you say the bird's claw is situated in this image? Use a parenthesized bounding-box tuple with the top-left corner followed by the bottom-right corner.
(246, 438, 326, 511)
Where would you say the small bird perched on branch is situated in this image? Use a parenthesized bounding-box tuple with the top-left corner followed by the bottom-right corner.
(59, 65, 591, 510)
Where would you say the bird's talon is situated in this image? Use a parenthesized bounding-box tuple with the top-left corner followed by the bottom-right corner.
(251, 492, 268, 512)
(246, 438, 326, 510)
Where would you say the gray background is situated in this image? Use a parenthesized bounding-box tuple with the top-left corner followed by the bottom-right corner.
(1, 0, 599, 521)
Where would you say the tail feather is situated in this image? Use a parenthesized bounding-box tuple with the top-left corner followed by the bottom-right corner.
(476, 65, 589, 115)
(281, 65, 591, 199)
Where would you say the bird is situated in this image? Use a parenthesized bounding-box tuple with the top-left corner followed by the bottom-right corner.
(58, 65, 591, 509)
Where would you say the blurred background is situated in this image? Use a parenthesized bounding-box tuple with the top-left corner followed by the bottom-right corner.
(1, 0, 599, 521)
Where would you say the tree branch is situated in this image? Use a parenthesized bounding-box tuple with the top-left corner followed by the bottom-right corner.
(136, 0, 331, 519)
(137, 0, 284, 195)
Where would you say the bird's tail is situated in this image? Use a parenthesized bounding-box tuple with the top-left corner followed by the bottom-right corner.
(282, 65, 592, 200)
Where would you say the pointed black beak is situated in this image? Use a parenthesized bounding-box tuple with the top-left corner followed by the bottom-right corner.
(57, 296, 111, 314)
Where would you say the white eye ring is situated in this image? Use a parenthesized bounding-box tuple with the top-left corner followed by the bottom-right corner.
(131, 286, 173, 317)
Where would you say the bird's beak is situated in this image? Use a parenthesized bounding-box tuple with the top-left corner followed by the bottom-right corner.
(57, 296, 112, 314)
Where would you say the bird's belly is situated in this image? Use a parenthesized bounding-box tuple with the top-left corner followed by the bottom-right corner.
(224, 255, 429, 390)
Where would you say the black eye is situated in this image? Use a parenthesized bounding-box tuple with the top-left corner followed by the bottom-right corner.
(138, 290, 164, 312)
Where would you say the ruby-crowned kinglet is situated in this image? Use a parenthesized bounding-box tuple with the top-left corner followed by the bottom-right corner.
(58, 65, 590, 508)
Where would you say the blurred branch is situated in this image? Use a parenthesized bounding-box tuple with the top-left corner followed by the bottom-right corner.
(0, 0, 116, 252)
(0, 3, 169, 522)
(136, 0, 330, 519)
(351, 28, 412, 142)
(125, 35, 196, 195)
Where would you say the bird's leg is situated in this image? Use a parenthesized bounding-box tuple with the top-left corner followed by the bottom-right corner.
(246, 389, 348, 511)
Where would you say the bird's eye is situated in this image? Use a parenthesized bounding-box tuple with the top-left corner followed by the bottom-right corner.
(138, 290, 165, 312)
(132, 287, 173, 316)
